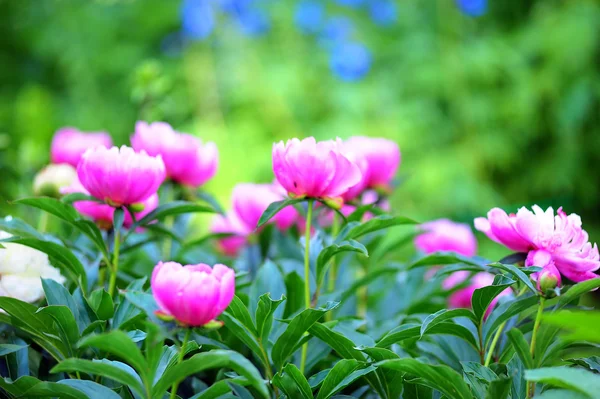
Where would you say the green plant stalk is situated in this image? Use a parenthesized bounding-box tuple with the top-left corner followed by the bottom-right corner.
(356, 265, 368, 326)
(327, 213, 340, 293)
(108, 230, 121, 298)
(162, 183, 175, 259)
(170, 328, 192, 399)
(527, 296, 545, 398)
(300, 199, 314, 374)
(484, 285, 529, 366)
(477, 323, 485, 364)
(37, 211, 49, 233)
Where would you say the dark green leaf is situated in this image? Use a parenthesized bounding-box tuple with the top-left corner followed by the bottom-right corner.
(51, 358, 145, 397)
(359, 347, 404, 399)
(152, 350, 269, 399)
(113, 207, 125, 232)
(87, 289, 115, 321)
(420, 308, 476, 337)
(42, 278, 89, 334)
(483, 295, 539, 345)
(272, 363, 313, 399)
(227, 296, 257, 335)
(13, 197, 79, 221)
(472, 276, 515, 322)
(257, 198, 305, 229)
(408, 252, 488, 271)
(506, 329, 534, 369)
(36, 306, 80, 350)
(61, 192, 103, 204)
(255, 293, 286, 342)
(272, 302, 339, 369)
(59, 380, 121, 399)
(112, 277, 147, 329)
(220, 312, 264, 365)
(376, 358, 473, 399)
(557, 278, 600, 308)
(316, 359, 376, 399)
(535, 390, 589, 399)
(0, 216, 46, 240)
(525, 367, 600, 397)
(0, 344, 28, 357)
(78, 331, 147, 377)
(376, 324, 421, 348)
(569, 357, 600, 373)
(542, 310, 600, 343)
(489, 262, 537, 293)
(133, 200, 216, 229)
(316, 240, 368, 288)
(485, 377, 512, 399)
(339, 215, 417, 242)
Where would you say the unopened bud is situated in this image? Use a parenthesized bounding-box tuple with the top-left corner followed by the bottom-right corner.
(322, 196, 344, 210)
(33, 164, 77, 198)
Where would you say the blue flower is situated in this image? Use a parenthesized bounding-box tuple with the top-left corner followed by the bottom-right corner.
(320, 16, 355, 45)
(456, 0, 487, 17)
(236, 8, 271, 36)
(369, 0, 397, 26)
(181, 0, 216, 40)
(329, 41, 371, 81)
(335, 0, 366, 8)
(294, 1, 325, 35)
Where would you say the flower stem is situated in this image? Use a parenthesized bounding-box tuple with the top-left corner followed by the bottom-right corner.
(477, 323, 485, 364)
(108, 229, 121, 298)
(170, 328, 191, 399)
(37, 212, 48, 233)
(327, 213, 340, 293)
(300, 199, 314, 375)
(162, 183, 175, 259)
(527, 296, 545, 398)
(484, 321, 507, 366)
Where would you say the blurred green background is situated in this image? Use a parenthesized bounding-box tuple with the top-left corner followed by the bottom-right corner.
(1, 0, 599, 259)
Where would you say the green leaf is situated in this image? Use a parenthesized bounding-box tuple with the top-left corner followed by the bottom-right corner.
(133, 201, 215, 229)
(220, 312, 264, 366)
(58, 379, 122, 399)
(255, 293, 286, 342)
(16, 381, 88, 399)
(557, 278, 600, 308)
(191, 377, 250, 399)
(316, 359, 376, 399)
(87, 289, 115, 321)
(36, 306, 80, 351)
(61, 192, 103, 204)
(359, 347, 403, 399)
(113, 207, 125, 232)
(506, 329, 534, 369)
(525, 367, 600, 398)
(78, 330, 147, 378)
(257, 198, 305, 229)
(339, 215, 417, 241)
(542, 310, 600, 343)
(408, 252, 488, 271)
(0, 344, 28, 357)
(376, 324, 421, 348)
(420, 308, 476, 337)
(316, 240, 368, 288)
(272, 363, 313, 399)
(112, 277, 147, 329)
(309, 323, 366, 361)
(483, 295, 539, 345)
(488, 262, 537, 293)
(272, 302, 339, 369)
(471, 276, 515, 322)
(339, 266, 402, 303)
(485, 377, 512, 399)
(569, 357, 600, 373)
(376, 358, 473, 399)
(152, 350, 269, 399)
(51, 358, 145, 397)
(535, 390, 589, 399)
(227, 296, 257, 335)
(3, 237, 88, 293)
(180, 233, 234, 252)
(42, 278, 89, 334)
(345, 203, 377, 223)
(0, 216, 46, 240)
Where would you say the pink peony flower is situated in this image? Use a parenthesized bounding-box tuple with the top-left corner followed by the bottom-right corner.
(232, 183, 298, 231)
(62, 179, 158, 229)
(51, 127, 112, 167)
(151, 262, 235, 327)
(272, 137, 363, 203)
(445, 272, 511, 317)
(131, 121, 218, 187)
(475, 206, 600, 283)
(415, 219, 477, 257)
(344, 136, 400, 190)
(211, 212, 252, 257)
(77, 146, 165, 207)
(340, 142, 369, 201)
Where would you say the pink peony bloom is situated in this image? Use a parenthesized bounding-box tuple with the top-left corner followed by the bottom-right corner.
(151, 262, 235, 327)
(77, 146, 165, 207)
(445, 272, 511, 317)
(51, 127, 112, 167)
(475, 206, 600, 283)
(232, 183, 298, 231)
(344, 136, 400, 190)
(272, 137, 363, 202)
(131, 121, 218, 187)
(62, 179, 158, 230)
(340, 142, 369, 201)
(211, 212, 252, 257)
(415, 219, 477, 257)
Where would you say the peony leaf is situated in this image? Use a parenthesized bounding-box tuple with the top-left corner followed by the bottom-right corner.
(420, 308, 477, 337)
(472, 276, 515, 322)
(316, 359, 376, 399)
(272, 363, 313, 399)
(506, 328, 534, 369)
(132, 200, 216, 229)
(255, 293, 286, 342)
(257, 198, 306, 229)
(525, 367, 600, 397)
(338, 215, 417, 242)
(316, 240, 368, 289)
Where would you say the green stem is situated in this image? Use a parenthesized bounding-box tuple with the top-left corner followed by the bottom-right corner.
(484, 321, 507, 366)
(300, 199, 314, 374)
(527, 296, 545, 398)
(162, 183, 175, 259)
(357, 265, 368, 325)
(37, 212, 48, 233)
(170, 328, 191, 399)
(477, 323, 485, 365)
(327, 213, 340, 293)
(108, 229, 121, 298)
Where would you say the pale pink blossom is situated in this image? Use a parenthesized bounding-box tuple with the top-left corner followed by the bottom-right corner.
(344, 136, 400, 190)
(415, 219, 477, 257)
(51, 127, 112, 167)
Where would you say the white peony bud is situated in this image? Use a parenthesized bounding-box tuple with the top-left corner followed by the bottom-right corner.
(0, 231, 66, 303)
(33, 163, 77, 198)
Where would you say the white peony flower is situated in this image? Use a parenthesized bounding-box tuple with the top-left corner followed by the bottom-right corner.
(33, 163, 77, 198)
(0, 231, 66, 303)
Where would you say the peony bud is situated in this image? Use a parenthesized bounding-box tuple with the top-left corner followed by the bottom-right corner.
(33, 164, 77, 198)
(151, 262, 235, 327)
(537, 264, 561, 292)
